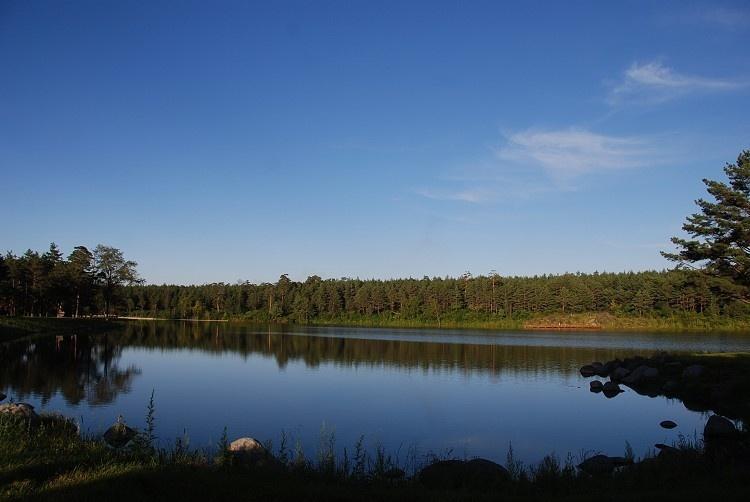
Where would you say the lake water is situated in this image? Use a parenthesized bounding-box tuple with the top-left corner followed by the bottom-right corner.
(2, 321, 749, 465)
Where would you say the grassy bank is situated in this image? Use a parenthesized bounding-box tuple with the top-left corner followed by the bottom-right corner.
(0, 317, 124, 343)
(1, 411, 749, 501)
(302, 311, 750, 332)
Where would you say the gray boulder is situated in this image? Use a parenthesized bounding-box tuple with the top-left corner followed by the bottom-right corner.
(578, 455, 632, 476)
(0, 402, 39, 422)
(229, 437, 279, 468)
(682, 365, 706, 379)
(103, 416, 137, 449)
(419, 458, 509, 489)
(590, 381, 604, 392)
(704, 415, 737, 438)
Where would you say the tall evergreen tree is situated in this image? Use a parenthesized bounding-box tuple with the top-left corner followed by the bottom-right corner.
(663, 150, 750, 303)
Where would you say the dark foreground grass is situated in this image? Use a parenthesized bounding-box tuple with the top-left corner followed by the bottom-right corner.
(1, 412, 749, 502)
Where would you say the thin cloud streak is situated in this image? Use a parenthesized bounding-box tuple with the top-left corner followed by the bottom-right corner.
(495, 128, 659, 178)
(608, 61, 747, 105)
(416, 127, 669, 204)
(416, 187, 495, 204)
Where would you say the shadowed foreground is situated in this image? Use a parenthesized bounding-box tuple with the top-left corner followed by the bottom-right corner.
(1, 411, 749, 502)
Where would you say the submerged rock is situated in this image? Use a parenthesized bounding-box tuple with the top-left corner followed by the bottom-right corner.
(660, 420, 677, 429)
(704, 415, 737, 438)
(419, 458, 509, 489)
(0, 402, 39, 422)
(590, 381, 604, 392)
(577, 455, 632, 476)
(103, 416, 137, 449)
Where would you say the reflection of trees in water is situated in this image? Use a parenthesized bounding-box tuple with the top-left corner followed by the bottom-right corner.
(0, 322, 667, 407)
(0, 334, 141, 406)
(119, 322, 647, 377)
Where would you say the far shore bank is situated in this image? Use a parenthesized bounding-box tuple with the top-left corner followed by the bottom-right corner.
(4, 313, 750, 344)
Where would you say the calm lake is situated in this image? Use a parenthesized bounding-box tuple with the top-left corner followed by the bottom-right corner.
(2, 321, 749, 464)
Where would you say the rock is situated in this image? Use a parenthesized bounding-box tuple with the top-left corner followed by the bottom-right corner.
(590, 381, 604, 392)
(663, 362, 683, 375)
(0, 402, 39, 422)
(419, 458, 509, 489)
(662, 380, 680, 393)
(682, 365, 706, 379)
(660, 420, 677, 429)
(577, 455, 632, 476)
(603, 359, 621, 374)
(103, 416, 137, 448)
(0, 392, 6, 402)
(465, 458, 510, 487)
(419, 460, 465, 489)
(602, 381, 623, 398)
(703, 415, 737, 438)
(580, 365, 596, 377)
(623, 356, 645, 371)
(610, 367, 630, 382)
(622, 365, 658, 386)
(229, 437, 279, 468)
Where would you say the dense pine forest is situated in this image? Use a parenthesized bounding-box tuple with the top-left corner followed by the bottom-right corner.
(2, 243, 750, 325)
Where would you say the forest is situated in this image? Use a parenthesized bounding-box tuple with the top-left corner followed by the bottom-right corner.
(2, 243, 749, 324)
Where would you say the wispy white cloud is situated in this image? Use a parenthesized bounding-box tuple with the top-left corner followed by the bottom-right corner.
(607, 61, 746, 105)
(495, 128, 659, 178)
(700, 7, 750, 29)
(416, 187, 495, 204)
(415, 127, 667, 203)
(671, 6, 750, 30)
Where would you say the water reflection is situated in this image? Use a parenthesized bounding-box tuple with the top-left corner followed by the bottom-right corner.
(3, 321, 746, 408)
(3, 321, 749, 463)
(0, 333, 140, 406)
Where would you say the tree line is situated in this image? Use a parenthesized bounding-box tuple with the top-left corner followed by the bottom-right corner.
(118, 269, 749, 322)
(1, 249, 748, 323)
(0, 244, 140, 318)
(3, 150, 749, 324)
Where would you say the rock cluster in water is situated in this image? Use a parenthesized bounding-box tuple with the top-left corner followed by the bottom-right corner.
(579, 353, 749, 419)
(581, 352, 747, 456)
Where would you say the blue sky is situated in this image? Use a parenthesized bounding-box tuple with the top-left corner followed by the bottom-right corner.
(1, 0, 749, 284)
